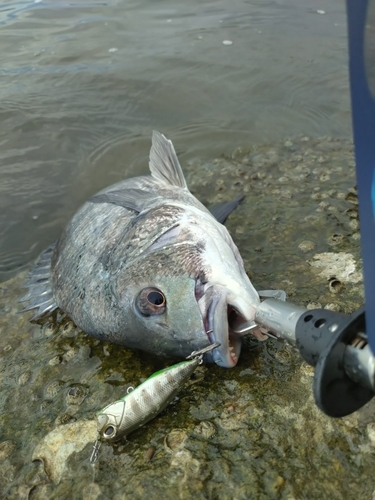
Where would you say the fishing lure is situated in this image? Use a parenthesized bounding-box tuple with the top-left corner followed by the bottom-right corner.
(90, 343, 220, 464)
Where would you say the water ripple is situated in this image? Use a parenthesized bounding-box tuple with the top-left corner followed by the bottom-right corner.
(0, 0, 352, 281)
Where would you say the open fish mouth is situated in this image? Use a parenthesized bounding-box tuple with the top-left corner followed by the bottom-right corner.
(196, 283, 258, 368)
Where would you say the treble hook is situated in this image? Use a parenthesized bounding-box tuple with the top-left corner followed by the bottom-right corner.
(186, 342, 221, 360)
(90, 438, 101, 465)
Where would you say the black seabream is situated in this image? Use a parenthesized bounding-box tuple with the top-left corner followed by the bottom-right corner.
(21, 132, 261, 367)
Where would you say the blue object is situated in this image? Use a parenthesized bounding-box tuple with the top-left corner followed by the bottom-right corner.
(347, 0, 375, 354)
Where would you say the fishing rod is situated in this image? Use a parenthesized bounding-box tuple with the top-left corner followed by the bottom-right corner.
(242, 0, 375, 418)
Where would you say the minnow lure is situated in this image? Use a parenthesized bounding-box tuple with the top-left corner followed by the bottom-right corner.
(90, 343, 220, 464)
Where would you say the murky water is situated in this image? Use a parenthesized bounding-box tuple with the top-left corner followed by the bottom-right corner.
(0, 0, 350, 281)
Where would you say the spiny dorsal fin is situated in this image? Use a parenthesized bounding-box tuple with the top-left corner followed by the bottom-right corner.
(149, 131, 188, 189)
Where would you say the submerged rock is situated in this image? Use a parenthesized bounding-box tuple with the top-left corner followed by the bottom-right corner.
(32, 420, 97, 484)
(0, 136, 374, 499)
(0, 440, 16, 462)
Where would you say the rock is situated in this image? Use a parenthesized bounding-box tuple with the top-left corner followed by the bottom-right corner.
(32, 420, 97, 484)
(1, 135, 373, 499)
(308, 252, 362, 283)
(298, 240, 316, 253)
(367, 423, 375, 447)
(192, 421, 217, 440)
(164, 429, 187, 453)
(0, 440, 16, 461)
(65, 384, 89, 406)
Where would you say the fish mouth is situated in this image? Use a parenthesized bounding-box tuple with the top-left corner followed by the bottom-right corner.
(197, 284, 258, 368)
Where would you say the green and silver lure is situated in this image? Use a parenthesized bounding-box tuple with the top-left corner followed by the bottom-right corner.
(90, 343, 220, 464)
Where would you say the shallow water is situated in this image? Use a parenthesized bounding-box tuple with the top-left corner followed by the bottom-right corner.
(0, 0, 350, 280)
(1, 136, 374, 499)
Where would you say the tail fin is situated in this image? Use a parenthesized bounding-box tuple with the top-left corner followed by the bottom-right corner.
(19, 243, 58, 321)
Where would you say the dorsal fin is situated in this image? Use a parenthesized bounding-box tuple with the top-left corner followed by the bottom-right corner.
(149, 131, 188, 189)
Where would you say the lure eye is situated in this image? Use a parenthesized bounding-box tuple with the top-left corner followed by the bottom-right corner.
(104, 425, 116, 438)
(136, 287, 166, 316)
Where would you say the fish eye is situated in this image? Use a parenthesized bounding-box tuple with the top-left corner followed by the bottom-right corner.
(147, 290, 165, 306)
(136, 287, 166, 316)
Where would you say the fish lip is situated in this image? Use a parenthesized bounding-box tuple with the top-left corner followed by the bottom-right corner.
(202, 288, 242, 368)
(196, 282, 258, 367)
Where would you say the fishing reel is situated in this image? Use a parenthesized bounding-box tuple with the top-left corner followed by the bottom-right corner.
(253, 299, 375, 417)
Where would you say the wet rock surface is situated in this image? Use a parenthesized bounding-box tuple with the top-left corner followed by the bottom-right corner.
(0, 136, 374, 499)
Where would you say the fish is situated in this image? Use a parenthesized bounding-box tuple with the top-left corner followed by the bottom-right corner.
(20, 131, 262, 367)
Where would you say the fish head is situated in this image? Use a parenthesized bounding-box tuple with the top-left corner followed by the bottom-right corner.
(116, 269, 211, 358)
(114, 245, 261, 367)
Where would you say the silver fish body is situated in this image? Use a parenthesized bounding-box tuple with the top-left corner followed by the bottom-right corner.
(21, 132, 261, 367)
(97, 357, 201, 441)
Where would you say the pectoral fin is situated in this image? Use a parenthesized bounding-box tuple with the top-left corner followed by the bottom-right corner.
(210, 196, 244, 224)
(89, 188, 153, 213)
(19, 244, 58, 320)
